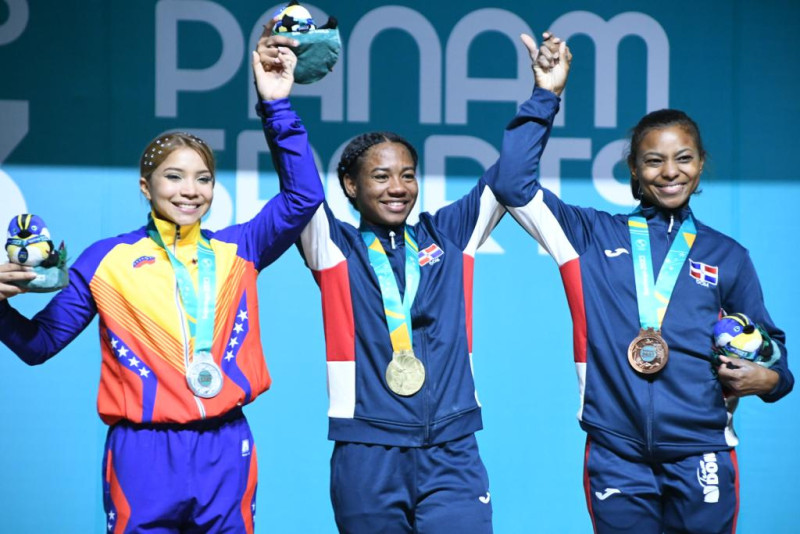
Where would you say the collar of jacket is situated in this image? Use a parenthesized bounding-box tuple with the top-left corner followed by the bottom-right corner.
(637, 202, 693, 226)
(358, 220, 407, 242)
(150, 210, 203, 248)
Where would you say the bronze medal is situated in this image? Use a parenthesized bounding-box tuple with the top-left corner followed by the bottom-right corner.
(385, 349, 426, 396)
(627, 328, 669, 374)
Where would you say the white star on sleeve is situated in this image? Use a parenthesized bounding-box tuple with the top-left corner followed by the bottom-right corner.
(139, 368, 150, 378)
(233, 323, 244, 334)
(225, 351, 235, 361)
(127, 356, 140, 367)
(228, 337, 239, 348)
(111, 338, 118, 348)
(237, 310, 248, 322)
(117, 346, 129, 358)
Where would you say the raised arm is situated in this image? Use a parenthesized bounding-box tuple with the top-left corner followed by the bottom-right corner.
(484, 33, 602, 262)
(428, 33, 573, 251)
(490, 32, 571, 209)
(213, 26, 324, 270)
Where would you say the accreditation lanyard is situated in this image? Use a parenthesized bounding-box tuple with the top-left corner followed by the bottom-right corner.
(147, 215, 217, 354)
(361, 227, 420, 352)
(627, 209, 696, 330)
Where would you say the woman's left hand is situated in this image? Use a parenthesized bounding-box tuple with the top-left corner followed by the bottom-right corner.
(716, 355, 779, 397)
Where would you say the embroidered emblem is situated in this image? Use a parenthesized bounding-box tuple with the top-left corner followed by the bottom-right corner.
(133, 256, 156, 268)
(689, 259, 718, 287)
(418, 243, 444, 266)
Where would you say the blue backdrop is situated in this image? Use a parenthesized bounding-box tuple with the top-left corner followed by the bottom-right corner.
(1, 1, 799, 532)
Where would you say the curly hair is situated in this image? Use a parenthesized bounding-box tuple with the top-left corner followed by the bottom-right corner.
(626, 109, 706, 200)
(337, 132, 418, 208)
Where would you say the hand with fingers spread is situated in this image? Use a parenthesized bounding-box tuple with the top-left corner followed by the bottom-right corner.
(254, 22, 300, 101)
(0, 262, 36, 301)
(521, 32, 572, 96)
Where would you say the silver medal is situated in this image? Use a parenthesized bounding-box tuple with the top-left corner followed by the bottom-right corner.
(186, 351, 223, 398)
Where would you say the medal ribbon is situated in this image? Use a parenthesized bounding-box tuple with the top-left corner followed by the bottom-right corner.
(147, 214, 217, 355)
(361, 227, 420, 352)
(628, 209, 696, 329)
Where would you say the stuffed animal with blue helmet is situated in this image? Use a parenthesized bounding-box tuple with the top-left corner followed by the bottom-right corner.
(7, 214, 58, 266)
(270, 1, 340, 84)
(273, 0, 318, 33)
(6, 214, 69, 292)
(712, 312, 779, 368)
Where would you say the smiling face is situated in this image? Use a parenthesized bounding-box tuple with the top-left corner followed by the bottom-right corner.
(630, 126, 704, 211)
(343, 142, 418, 227)
(140, 147, 214, 226)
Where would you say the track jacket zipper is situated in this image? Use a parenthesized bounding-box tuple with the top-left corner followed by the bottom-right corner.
(171, 224, 207, 418)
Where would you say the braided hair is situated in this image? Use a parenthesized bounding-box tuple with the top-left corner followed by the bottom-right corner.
(337, 132, 418, 209)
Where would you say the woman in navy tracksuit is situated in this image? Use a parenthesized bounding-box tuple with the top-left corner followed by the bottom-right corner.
(491, 34, 793, 533)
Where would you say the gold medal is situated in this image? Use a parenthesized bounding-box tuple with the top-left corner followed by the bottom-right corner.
(627, 328, 669, 374)
(385, 349, 426, 396)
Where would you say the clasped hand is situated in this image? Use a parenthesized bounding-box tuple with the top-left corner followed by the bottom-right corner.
(521, 32, 572, 97)
(253, 22, 299, 101)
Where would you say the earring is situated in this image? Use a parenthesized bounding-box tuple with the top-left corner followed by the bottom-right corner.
(632, 175, 642, 198)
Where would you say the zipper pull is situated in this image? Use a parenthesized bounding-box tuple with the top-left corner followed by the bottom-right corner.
(667, 214, 674, 234)
(173, 225, 181, 252)
(389, 230, 396, 250)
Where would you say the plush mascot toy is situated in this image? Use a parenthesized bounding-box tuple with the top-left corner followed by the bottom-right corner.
(5, 214, 69, 292)
(271, 1, 340, 84)
(712, 312, 780, 368)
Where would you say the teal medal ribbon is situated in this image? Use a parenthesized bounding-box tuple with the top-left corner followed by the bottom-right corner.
(147, 214, 222, 397)
(626, 208, 697, 374)
(360, 226, 426, 396)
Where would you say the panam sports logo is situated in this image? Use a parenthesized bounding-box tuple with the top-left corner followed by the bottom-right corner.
(133, 256, 156, 269)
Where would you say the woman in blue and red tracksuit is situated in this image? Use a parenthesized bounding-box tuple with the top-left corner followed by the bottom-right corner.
(255, 28, 569, 534)
(491, 34, 793, 533)
(0, 43, 322, 532)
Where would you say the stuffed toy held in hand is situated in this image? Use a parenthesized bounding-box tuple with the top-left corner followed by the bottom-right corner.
(5, 213, 69, 292)
(712, 312, 779, 368)
(271, 1, 340, 84)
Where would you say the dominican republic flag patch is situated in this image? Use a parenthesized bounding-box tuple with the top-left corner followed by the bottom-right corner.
(689, 259, 718, 287)
(419, 243, 444, 266)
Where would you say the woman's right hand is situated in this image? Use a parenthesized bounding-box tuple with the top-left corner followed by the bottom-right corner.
(0, 262, 36, 301)
(521, 32, 572, 97)
(253, 22, 299, 101)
